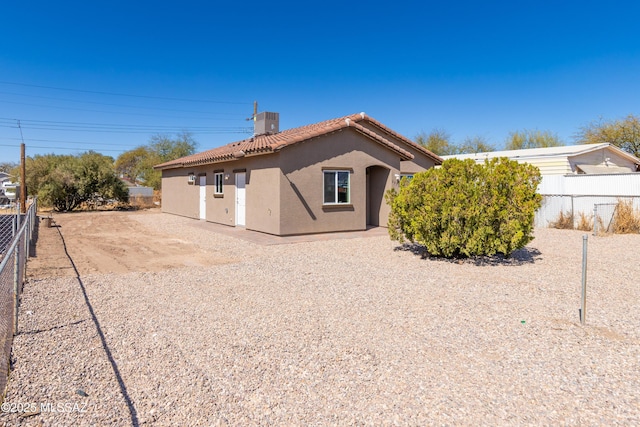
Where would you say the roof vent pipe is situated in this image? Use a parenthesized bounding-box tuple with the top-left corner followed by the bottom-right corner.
(345, 118, 351, 126)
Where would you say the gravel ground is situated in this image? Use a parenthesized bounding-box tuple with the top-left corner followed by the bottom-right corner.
(2, 212, 640, 426)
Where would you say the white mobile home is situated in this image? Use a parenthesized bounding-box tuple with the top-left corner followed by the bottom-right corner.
(443, 144, 640, 229)
(442, 143, 640, 175)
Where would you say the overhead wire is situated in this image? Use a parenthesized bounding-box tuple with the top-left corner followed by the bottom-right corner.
(0, 91, 248, 116)
(0, 143, 123, 152)
(0, 100, 244, 121)
(0, 81, 253, 104)
(0, 81, 256, 157)
(0, 117, 252, 133)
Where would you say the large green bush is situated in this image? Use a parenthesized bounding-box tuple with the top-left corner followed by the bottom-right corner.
(21, 152, 128, 211)
(387, 158, 542, 258)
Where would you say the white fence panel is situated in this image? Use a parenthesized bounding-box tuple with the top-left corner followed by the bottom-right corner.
(536, 174, 640, 228)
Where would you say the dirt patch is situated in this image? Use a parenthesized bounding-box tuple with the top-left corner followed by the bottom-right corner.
(27, 209, 236, 277)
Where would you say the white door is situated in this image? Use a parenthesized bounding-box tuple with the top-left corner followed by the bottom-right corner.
(235, 172, 246, 227)
(199, 175, 206, 219)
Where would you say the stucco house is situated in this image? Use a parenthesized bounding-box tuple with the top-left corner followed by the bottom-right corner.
(155, 112, 441, 236)
(441, 143, 640, 175)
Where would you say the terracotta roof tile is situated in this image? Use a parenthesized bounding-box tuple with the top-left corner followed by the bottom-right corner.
(155, 113, 442, 169)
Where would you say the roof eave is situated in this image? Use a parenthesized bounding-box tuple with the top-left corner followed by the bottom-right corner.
(354, 115, 442, 164)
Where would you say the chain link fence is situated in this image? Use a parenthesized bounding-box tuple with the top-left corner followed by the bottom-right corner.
(537, 195, 640, 232)
(0, 204, 21, 259)
(0, 199, 37, 402)
(593, 203, 618, 234)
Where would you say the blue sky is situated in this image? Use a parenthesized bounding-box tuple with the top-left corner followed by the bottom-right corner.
(1, 1, 639, 164)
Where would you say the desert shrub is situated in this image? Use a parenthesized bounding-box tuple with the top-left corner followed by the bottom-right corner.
(612, 200, 640, 234)
(595, 216, 608, 235)
(387, 158, 542, 258)
(129, 195, 155, 209)
(550, 210, 574, 229)
(24, 152, 128, 211)
(576, 212, 593, 231)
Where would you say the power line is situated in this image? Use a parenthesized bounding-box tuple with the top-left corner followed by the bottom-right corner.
(0, 117, 252, 134)
(0, 127, 251, 135)
(0, 116, 247, 128)
(0, 99, 243, 121)
(0, 91, 248, 116)
(0, 143, 124, 152)
(0, 136, 140, 147)
(0, 81, 252, 105)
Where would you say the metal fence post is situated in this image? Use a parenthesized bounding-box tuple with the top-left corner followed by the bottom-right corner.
(592, 205, 598, 236)
(13, 239, 19, 334)
(579, 234, 588, 325)
(22, 232, 28, 284)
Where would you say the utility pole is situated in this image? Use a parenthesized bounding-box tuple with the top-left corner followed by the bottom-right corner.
(17, 120, 27, 214)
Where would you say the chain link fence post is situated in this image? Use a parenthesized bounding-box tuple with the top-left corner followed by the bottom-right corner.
(1, 198, 37, 400)
(13, 236, 19, 335)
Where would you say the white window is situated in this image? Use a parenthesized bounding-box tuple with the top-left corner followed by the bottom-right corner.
(401, 174, 414, 183)
(323, 170, 350, 204)
(214, 172, 224, 194)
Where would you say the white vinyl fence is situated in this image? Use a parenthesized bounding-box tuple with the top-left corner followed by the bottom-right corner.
(535, 174, 640, 229)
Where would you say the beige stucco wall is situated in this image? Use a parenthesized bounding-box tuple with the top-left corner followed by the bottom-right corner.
(160, 166, 207, 219)
(243, 159, 281, 235)
(400, 147, 438, 174)
(160, 126, 437, 235)
(358, 121, 439, 173)
(202, 156, 281, 234)
(161, 156, 283, 234)
(277, 129, 402, 235)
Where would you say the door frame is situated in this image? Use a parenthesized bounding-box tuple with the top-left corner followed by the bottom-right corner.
(199, 175, 206, 220)
(235, 172, 246, 227)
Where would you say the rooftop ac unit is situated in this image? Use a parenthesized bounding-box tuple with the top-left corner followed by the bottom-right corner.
(188, 174, 196, 183)
(254, 112, 279, 136)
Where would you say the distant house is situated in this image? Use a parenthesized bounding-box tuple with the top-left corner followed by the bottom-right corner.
(441, 143, 640, 175)
(0, 173, 12, 205)
(443, 144, 640, 228)
(155, 112, 441, 236)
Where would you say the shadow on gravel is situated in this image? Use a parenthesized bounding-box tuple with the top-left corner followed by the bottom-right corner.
(28, 216, 40, 257)
(56, 225, 139, 427)
(394, 244, 542, 266)
(18, 319, 87, 336)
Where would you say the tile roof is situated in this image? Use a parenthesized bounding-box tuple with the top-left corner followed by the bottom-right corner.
(441, 143, 640, 163)
(155, 113, 442, 169)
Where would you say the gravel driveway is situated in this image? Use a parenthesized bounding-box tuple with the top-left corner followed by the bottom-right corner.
(2, 211, 640, 426)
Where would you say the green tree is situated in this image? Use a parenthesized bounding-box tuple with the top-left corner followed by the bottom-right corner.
(150, 131, 197, 162)
(505, 129, 564, 150)
(416, 130, 495, 155)
(115, 146, 152, 184)
(0, 162, 17, 173)
(458, 136, 495, 154)
(415, 129, 458, 156)
(387, 158, 541, 258)
(576, 114, 640, 158)
(25, 152, 128, 211)
(116, 131, 197, 190)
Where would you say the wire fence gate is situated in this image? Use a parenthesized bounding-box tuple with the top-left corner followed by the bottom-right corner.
(536, 195, 640, 232)
(0, 199, 38, 402)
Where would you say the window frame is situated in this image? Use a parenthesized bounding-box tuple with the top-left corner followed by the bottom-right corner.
(400, 174, 414, 184)
(323, 170, 351, 205)
(214, 172, 224, 195)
